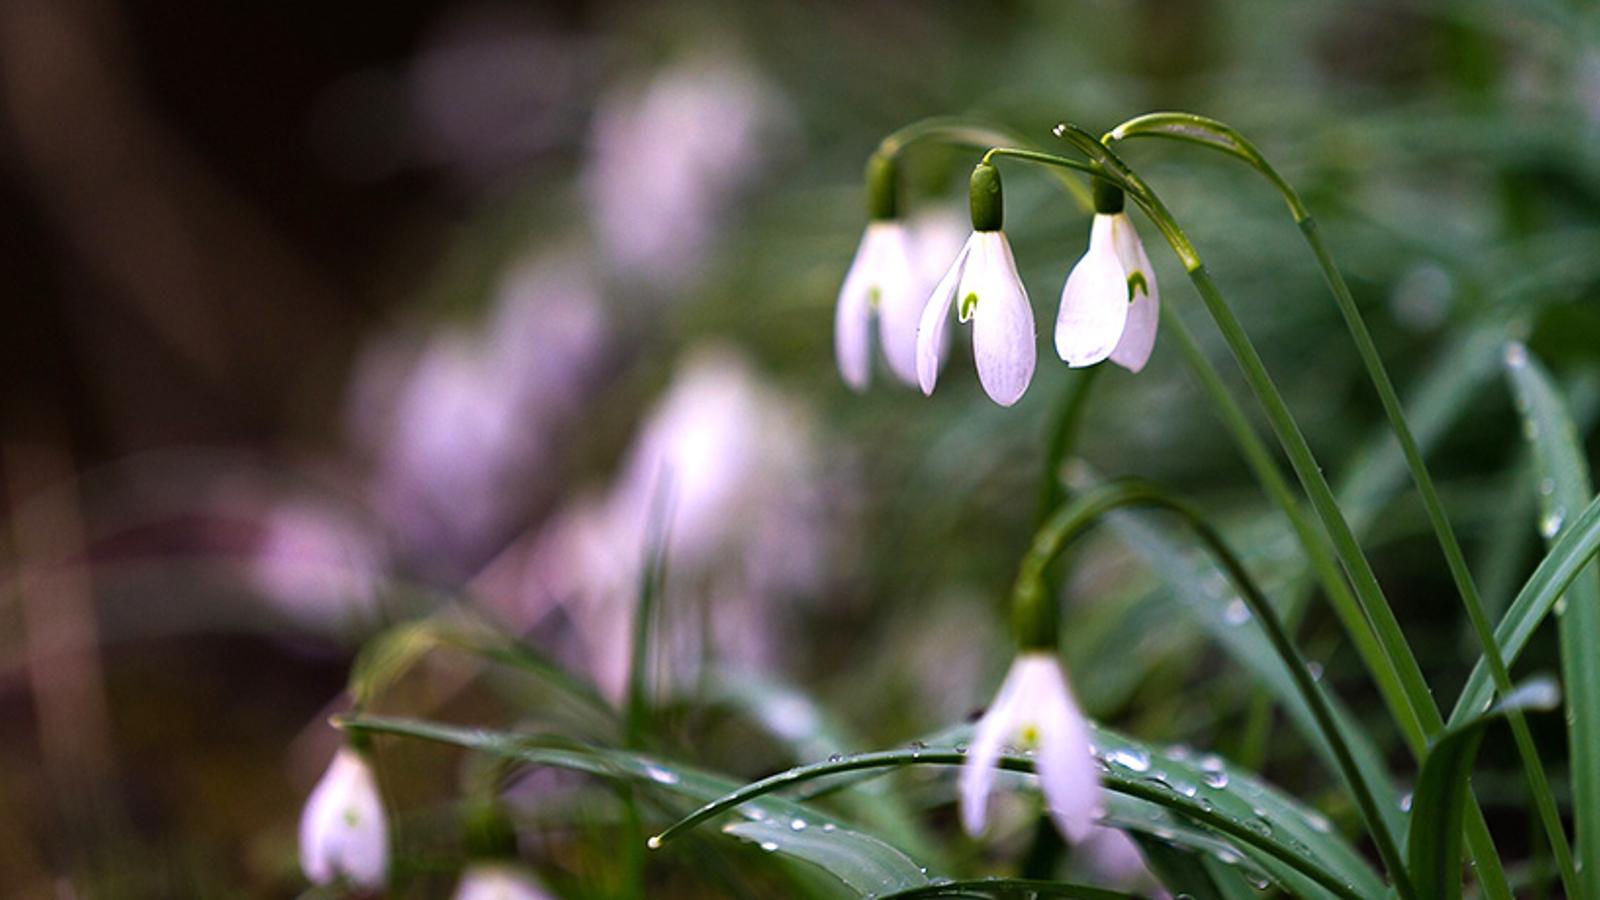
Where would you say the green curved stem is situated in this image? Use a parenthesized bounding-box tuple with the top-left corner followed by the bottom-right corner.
(1035, 367, 1103, 528)
(1107, 112, 1575, 900)
(1013, 480, 1415, 900)
(876, 118, 1094, 209)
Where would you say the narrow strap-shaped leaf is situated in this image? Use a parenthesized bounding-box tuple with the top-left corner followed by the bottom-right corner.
(1505, 345, 1600, 899)
(1096, 498, 1404, 838)
(1450, 488, 1600, 721)
(649, 723, 1383, 899)
(720, 819, 933, 896)
(1131, 832, 1259, 900)
(877, 879, 1140, 899)
(1410, 679, 1562, 900)
(338, 714, 939, 895)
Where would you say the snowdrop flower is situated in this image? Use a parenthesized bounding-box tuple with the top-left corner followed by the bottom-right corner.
(917, 163, 1036, 406)
(453, 863, 554, 900)
(835, 153, 923, 389)
(960, 652, 1099, 843)
(1056, 183, 1159, 372)
(300, 746, 389, 890)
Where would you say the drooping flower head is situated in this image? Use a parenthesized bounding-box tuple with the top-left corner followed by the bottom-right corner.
(836, 152, 923, 389)
(300, 745, 389, 891)
(916, 162, 1037, 406)
(959, 651, 1100, 843)
(1056, 182, 1160, 372)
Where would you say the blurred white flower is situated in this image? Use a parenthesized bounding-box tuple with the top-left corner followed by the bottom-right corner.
(584, 52, 787, 290)
(835, 220, 920, 389)
(917, 230, 1037, 406)
(251, 500, 386, 629)
(834, 206, 965, 392)
(1057, 211, 1159, 372)
(354, 252, 608, 574)
(300, 747, 389, 891)
(960, 652, 1099, 843)
(525, 347, 828, 700)
(453, 863, 554, 900)
(909, 206, 970, 281)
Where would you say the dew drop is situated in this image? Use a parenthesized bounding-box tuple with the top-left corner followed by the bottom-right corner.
(644, 765, 680, 785)
(790, 818, 807, 831)
(1224, 599, 1251, 625)
(1540, 477, 1556, 496)
(1400, 792, 1413, 812)
(1203, 769, 1230, 789)
(1106, 747, 1151, 772)
(759, 841, 779, 852)
(1542, 509, 1566, 538)
(646, 835, 664, 850)
(828, 753, 843, 763)
(822, 823, 836, 832)
(1505, 342, 1528, 368)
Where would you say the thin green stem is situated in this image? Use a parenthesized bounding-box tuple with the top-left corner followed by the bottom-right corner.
(1015, 480, 1415, 900)
(1106, 111, 1576, 898)
(1035, 366, 1103, 528)
(875, 118, 1094, 209)
(625, 471, 674, 749)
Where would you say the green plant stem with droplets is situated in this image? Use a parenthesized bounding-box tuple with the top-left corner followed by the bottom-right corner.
(1011, 479, 1416, 900)
(1103, 112, 1578, 899)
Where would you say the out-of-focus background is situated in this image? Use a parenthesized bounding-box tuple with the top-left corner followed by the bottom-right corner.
(3, 0, 1599, 896)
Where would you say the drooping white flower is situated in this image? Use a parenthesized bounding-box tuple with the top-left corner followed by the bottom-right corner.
(835, 220, 921, 389)
(960, 652, 1099, 843)
(916, 231, 1037, 406)
(1056, 212, 1159, 372)
(453, 863, 555, 900)
(300, 747, 389, 890)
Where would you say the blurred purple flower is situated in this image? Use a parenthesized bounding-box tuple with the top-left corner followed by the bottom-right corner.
(524, 347, 829, 700)
(251, 498, 387, 630)
(352, 253, 609, 576)
(584, 53, 789, 290)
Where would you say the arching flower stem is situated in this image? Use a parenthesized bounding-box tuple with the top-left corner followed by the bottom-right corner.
(1015, 480, 1416, 900)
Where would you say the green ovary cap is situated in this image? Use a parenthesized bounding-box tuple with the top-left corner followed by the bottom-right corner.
(1093, 180, 1125, 214)
(969, 162, 1004, 232)
(866, 152, 899, 221)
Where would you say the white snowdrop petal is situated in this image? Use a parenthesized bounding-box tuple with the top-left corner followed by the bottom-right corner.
(871, 224, 924, 386)
(1056, 216, 1130, 367)
(959, 658, 1027, 836)
(1026, 657, 1100, 844)
(834, 227, 879, 390)
(1108, 214, 1159, 373)
(917, 236, 974, 395)
(1109, 290, 1159, 373)
(969, 233, 1036, 406)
